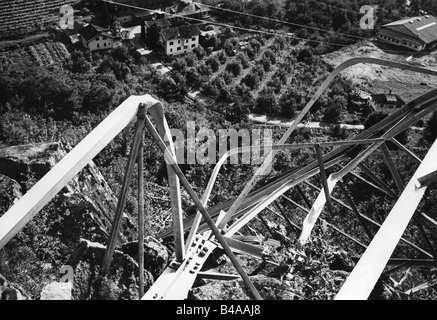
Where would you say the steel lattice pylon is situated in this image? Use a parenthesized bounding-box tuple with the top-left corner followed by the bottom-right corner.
(1, 58, 437, 300)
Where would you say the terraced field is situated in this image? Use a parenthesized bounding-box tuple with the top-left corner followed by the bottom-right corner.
(0, 0, 79, 36)
(0, 41, 70, 66)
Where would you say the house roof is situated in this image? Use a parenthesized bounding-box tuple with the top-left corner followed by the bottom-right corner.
(164, 2, 209, 17)
(381, 15, 437, 44)
(80, 24, 114, 42)
(371, 93, 405, 106)
(161, 24, 201, 41)
(145, 19, 171, 29)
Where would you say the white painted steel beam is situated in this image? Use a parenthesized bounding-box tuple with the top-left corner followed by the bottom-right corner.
(0, 94, 160, 250)
(335, 138, 437, 300)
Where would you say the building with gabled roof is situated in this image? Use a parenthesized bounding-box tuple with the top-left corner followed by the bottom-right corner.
(111, 9, 133, 24)
(366, 91, 405, 111)
(79, 24, 115, 52)
(144, 18, 172, 32)
(377, 15, 437, 51)
(161, 24, 201, 55)
(163, 1, 210, 23)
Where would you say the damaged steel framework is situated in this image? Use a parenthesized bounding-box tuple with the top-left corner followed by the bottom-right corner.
(1, 58, 437, 300)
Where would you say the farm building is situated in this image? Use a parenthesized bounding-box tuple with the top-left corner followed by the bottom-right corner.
(143, 19, 172, 34)
(111, 9, 133, 24)
(365, 91, 406, 111)
(161, 24, 201, 56)
(79, 24, 115, 52)
(377, 15, 437, 51)
(163, 1, 210, 24)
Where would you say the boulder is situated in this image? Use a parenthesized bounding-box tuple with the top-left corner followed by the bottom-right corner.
(189, 275, 299, 300)
(67, 239, 154, 300)
(0, 273, 29, 300)
(0, 142, 137, 244)
(0, 142, 64, 189)
(121, 237, 169, 279)
(40, 281, 72, 300)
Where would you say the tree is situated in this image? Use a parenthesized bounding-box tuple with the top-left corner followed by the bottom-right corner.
(197, 62, 212, 77)
(249, 39, 262, 53)
(296, 46, 314, 64)
(236, 52, 250, 68)
(70, 51, 92, 73)
(226, 61, 242, 76)
(205, 55, 220, 72)
(223, 39, 236, 56)
(322, 105, 342, 123)
(83, 85, 114, 113)
(258, 57, 271, 72)
(267, 76, 282, 94)
(145, 24, 164, 51)
(255, 87, 279, 115)
(241, 72, 260, 90)
(263, 49, 276, 65)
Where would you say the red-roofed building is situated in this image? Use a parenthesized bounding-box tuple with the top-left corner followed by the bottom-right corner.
(377, 15, 437, 51)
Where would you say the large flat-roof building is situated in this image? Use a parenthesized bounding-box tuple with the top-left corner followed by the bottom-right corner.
(377, 15, 437, 51)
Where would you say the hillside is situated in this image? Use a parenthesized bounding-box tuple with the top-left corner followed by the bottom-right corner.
(1, 0, 437, 303)
(0, 0, 79, 37)
(322, 40, 437, 103)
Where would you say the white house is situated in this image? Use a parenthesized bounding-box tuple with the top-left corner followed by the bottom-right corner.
(161, 24, 201, 56)
(79, 24, 115, 51)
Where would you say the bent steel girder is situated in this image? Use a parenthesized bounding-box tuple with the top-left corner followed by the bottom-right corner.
(164, 91, 437, 244)
(335, 137, 437, 300)
(153, 59, 437, 300)
(299, 97, 437, 243)
(2, 56, 437, 300)
(0, 94, 161, 251)
(222, 58, 437, 226)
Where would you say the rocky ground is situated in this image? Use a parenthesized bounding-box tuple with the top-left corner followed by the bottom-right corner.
(322, 40, 437, 104)
(0, 141, 401, 300)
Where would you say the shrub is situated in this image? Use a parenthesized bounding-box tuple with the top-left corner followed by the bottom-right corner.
(193, 46, 206, 59)
(244, 45, 255, 60)
(172, 58, 188, 73)
(258, 57, 272, 72)
(322, 105, 342, 123)
(217, 50, 227, 64)
(184, 53, 197, 67)
(223, 39, 236, 56)
(255, 87, 279, 115)
(249, 38, 262, 53)
(263, 49, 277, 65)
(267, 76, 282, 94)
(236, 52, 250, 68)
(241, 72, 260, 90)
(225, 61, 242, 76)
(197, 62, 212, 77)
(252, 64, 265, 78)
(205, 55, 220, 72)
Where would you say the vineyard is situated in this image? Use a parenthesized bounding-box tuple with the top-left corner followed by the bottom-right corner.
(0, 0, 79, 37)
(28, 42, 70, 66)
(0, 41, 70, 66)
